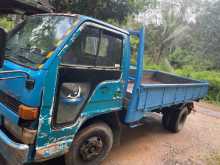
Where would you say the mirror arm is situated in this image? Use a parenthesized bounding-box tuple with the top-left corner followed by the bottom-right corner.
(0, 70, 30, 79)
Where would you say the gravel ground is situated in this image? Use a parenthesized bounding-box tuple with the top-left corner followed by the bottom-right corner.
(103, 103, 220, 165)
(0, 102, 220, 165)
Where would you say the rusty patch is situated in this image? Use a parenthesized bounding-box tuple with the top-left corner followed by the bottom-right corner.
(35, 140, 71, 161)
(4, 118, 37, 144)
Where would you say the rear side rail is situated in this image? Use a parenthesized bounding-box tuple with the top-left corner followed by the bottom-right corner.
(138, 83, 208, 112)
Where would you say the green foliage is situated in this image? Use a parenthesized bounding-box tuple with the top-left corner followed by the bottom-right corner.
(130, 35, 140, 65)
(194, 0, 220, 70)
(0, 17, 14, 31)
(51, 0, 149, 23)
(176, 69, 220, 103)
(137, 0, 220, 104)
(144, 57, 173, 72)
(168, 48, 213, 71)
(168, 48, 193, 69)
(141, 0, 220, 72)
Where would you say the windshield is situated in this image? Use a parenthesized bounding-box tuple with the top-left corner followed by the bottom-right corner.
(5, 15, 79, 69)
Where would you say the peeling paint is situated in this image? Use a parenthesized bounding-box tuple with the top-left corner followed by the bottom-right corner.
(35, 139, 72, 161)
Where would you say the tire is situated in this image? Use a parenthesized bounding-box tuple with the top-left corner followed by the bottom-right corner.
(162, 106, 189, 133)
(65, 122, 113, 165)
(162, 111, 171, 130)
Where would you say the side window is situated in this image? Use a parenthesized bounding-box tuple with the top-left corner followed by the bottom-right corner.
(96, 31, 123, 68)
(62, 26, 100, 66)
(98, 37, 109, 57)
(62, 24, 123, 69)
(84, 36, 99, 55)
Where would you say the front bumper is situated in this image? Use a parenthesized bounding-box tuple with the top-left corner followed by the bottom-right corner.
(0, 129, 29, 165)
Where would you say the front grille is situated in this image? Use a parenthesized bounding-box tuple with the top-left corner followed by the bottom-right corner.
(0, 90, 20, 113)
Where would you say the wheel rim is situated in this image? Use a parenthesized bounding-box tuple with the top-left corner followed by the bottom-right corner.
(79, 136, 104, 161)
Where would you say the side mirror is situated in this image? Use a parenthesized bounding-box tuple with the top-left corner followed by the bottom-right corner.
(0, 28, 6, 68)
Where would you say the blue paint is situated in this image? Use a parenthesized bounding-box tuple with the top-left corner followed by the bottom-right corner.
(0, 60, 46, 107)
(125, 28, 146, 123)
(125, 70, 208, 123)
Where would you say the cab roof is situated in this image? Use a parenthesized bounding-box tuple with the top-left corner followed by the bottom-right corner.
(34, 13, 129, 35)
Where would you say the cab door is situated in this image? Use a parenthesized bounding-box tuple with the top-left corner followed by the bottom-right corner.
(53, 23, 124, 126)
(35, 22, 126, 160)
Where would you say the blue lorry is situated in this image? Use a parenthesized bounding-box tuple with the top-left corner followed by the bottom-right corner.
(0, 14, 208, 165)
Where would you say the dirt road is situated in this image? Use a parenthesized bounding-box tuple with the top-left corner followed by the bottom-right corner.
(0, 102, 220, 165)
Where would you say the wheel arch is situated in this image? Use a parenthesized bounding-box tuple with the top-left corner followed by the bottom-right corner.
(78, 111, 123, 146)
(160, 102, 194, 114)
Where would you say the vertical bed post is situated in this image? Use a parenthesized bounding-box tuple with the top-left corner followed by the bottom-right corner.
(125, 27, 145, 123)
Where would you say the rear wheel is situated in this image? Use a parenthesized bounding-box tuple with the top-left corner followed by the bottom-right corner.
(162, 106, 189, 133)
(162, 111, 171, 130)
(65, 122, 113, 165)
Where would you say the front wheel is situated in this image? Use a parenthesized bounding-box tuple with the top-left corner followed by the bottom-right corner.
(65, 122, 113, 165)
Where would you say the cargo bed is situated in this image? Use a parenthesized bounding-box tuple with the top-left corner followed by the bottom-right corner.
(125, 70, 209, 123)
